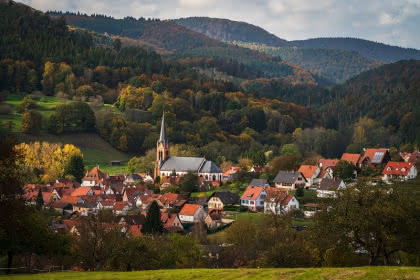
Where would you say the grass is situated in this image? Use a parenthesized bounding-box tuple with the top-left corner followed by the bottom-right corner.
(2, 267, 420, 280)
(18, 132, 132, 175)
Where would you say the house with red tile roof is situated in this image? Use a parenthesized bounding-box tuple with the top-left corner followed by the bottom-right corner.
(159, 193, 185, 209)
(161, 213, 184, 232)
(341, 153, 361, 167)
(360, 148, 390, 169)
(179, 204, 206, 223)
(112, 201, 133, 215)
(240, 186, 267, 211)
(223, 166, 241, 181)
(71, 186, 93, 197)
(128, 225, 142, 238)
(382, 161, 418, 183)
(81, 166, 109, 187)
(318, 159, 339, 179)
(264, 188, 299, 215)
(298, 165, 320, 187)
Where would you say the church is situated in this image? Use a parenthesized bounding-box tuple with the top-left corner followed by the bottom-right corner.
(154, 113, 223, 182)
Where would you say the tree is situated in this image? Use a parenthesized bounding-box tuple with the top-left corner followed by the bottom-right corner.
(36, 188, 44, 209)
(113, 38, 122, 51)
(64, 155, 85, 182)
(269, 154, 299, 177)
(142, 201, 164, 234)
(179, 173, 199, 194)
(21, 110, 42, 135)
(333, 160, 357, 182)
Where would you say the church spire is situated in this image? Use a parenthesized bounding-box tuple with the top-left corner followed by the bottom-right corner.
(159, 112, 167, 144)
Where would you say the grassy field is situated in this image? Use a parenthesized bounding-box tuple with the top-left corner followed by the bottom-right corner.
(18, 132, 132, 175)
(2, 267, 420, 280)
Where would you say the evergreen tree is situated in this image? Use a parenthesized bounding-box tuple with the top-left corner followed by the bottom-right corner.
(64, 155, 85, 183)
(141, 201, 164, 234)
(36, 188, 44, 209)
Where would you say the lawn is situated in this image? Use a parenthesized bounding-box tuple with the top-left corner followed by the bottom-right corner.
(18, 132, 132, 175)
(1, 267, 420, 280)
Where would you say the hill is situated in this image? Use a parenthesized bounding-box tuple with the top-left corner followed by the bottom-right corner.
(322, 60, 420, 143)
(239, 44, 383, 83)
(291, 37, 420, 63)
(3, 267, 420, 279)
(174, 17, 289, 47)
(48, 12, 225, 53)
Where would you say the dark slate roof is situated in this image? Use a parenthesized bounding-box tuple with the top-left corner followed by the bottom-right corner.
(158, 112, 168, 144)
(319, 179, 344, 191)
(274, 171, 304, 184)
(126, 174, 142, 181)
(249, 179, 269, 187)
(199, 161, 222, 173)
(160, 156, 206, 172)
(209, 191, 239, 205)
(121, 215, 146, 225)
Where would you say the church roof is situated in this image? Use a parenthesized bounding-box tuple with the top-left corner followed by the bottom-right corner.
(160, 157, 206, 172)
(199, 161, 222, 173)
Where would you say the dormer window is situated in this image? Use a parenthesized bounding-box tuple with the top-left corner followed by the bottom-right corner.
(401, 168, 406, 172)
(387, 167, 392, 171)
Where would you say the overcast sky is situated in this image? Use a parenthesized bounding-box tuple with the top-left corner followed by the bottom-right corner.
(19, 0, 420, 49)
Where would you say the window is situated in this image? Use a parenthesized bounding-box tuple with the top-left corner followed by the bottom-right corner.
(250, 201, 255, 205)
(260, 201, 264, 205)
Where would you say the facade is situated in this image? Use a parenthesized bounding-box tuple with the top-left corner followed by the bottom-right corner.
(179, 204, 207, 223)
(359, 148, 391, 169)
(273, 171, 306, 190)
(317, 178, 346, 198)
(264, 188, 299, 215)
(154, 113, 223, 182)
(318, 159, 339, 179)
(240, 186, 267, 211)
(298, 165, 320, 187)
(382, 161, 418, 183)
(81, 166, 109, 187)
(207, 191, 239, 211)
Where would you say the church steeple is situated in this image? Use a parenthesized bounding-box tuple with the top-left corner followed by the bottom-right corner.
(158, 112, 167, 145)
(154, 112, 170, 178)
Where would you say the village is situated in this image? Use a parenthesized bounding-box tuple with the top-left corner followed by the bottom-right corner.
(23, 114, 420, 238)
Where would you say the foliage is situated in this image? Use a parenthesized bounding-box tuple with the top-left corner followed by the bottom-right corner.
(141, 201, 164, 234)
(179, 172, 199, 194)
(64, 155, 85, 182)
(21, 110, 42, 135)
(48, 102, 96, 134)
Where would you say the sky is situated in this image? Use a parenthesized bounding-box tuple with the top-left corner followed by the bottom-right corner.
(18, 0, 420, 49)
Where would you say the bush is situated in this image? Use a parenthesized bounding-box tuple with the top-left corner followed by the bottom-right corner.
(16, 96, 37, 113)
(0, 104, 12, 115)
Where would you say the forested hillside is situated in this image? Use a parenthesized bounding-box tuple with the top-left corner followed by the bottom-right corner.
(240, 44, 383, 83)
(291, 37, 420, 63)
(174, 17, 289, 47)
(322, 60, 420, 144)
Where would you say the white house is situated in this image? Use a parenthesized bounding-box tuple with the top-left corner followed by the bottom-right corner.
(273, 171, 306, 190)
(179, 204, 207, 223)
(240, 186, 267, 211)
(317, 178, 346, 198)
(264, 189, 299, 215)
(298, 165, 320, 187)
(382, 161, 418, 183)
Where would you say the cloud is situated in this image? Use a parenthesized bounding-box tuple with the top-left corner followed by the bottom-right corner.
(17, 0, 420, 48)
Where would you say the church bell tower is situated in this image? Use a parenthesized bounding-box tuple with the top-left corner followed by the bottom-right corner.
(154, 112, 169, 178)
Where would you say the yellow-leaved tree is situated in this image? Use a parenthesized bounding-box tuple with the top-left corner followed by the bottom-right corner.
(15, 142, 83, 182)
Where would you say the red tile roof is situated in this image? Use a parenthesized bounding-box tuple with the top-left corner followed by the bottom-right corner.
(383, 161, 415, 176)
(71, 187, 91, 197)
(179, 204, 201, 216)
(341, 153, 361, 166)
(319, 159, 338, 177)
(240, 186, 264, 201)
(113, 201, 130, 211)
(42, 192, 54, 204)
(128, 225, 142, 238)
(61, 195, 81, 205)
(298, 165, 318, 179)
(223, 166, 241, 177)
(159, 193, 180, 205)
(360, 148, 388, 165)
(85, 166, 108, 181)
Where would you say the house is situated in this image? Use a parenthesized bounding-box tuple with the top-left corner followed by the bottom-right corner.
(273, 171, 306, 190)
(303, 203, 324, 218)
(264, 188, 299, 215)
(119, 215, 146, 227)
(240, 186, 266, 211)
(71, 187, 93, 197)
(73, 201, 97, 216)
(179, 204, 207, 223)
(81, 166, 109, 187)
(127, 225, 142, 238)
(317, 178, 346, 198)
(250, 166, 264, 173)
(113, 201, 132, 215)
(154, 113, 223, 182)
(161, 213, 184, 232)
(51, 200, 73, 216)
(318, 159, 339, 179)
(96, 199, 116, 210)
(359, 148, 390, 169)
(159, 193, 186, 209)
(124, 174, 142, 184)
(205, 211, 223, 229)
(382, 161, 418, 183)
(223, 166, 241, 181)
(298, 165, 320, 187)
(341, 153, 361, 167)
(249, 178, 270, 187)
(207, 191, 239, 211)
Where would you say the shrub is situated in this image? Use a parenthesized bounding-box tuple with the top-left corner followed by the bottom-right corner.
(0, 104, 12, 115)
